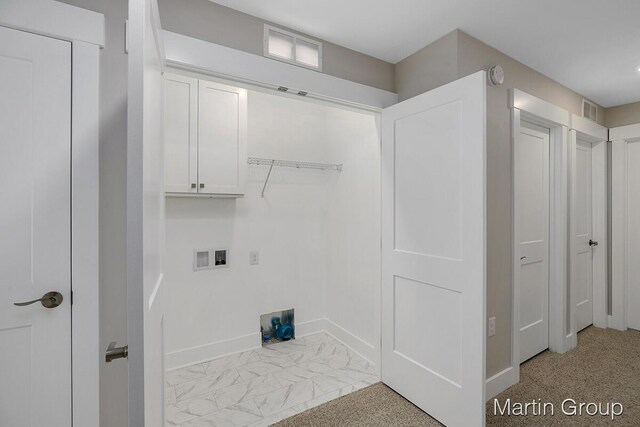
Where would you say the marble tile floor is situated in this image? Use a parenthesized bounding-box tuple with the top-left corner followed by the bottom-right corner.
(165, 332, 379, 427)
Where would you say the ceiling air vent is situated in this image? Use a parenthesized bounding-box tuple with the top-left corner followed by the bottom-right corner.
(582, 99, 598, 122)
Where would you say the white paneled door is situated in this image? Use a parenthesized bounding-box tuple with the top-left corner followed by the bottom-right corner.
(517, 122, 550, 363)
(574, 140, 594, 332)
(624, 139, 640, 330)
(381, 71, 486, 427)
(611, 126, 640, 331)
(0, 26, 71, 426)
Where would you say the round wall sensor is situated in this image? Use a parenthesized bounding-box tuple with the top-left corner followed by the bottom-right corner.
(488, 65, 505, 86)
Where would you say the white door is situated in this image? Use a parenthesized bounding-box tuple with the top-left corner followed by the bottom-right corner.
(625, 140, 640, 330)
(127, 0, 166, 425)
(381, 71, 486, 427)
(198, 79, 247, 195)
(0, 26, 72, 426)
(517, 122, 550, 363)
(611, 126, 640, 331)
(574, 140, 594, 331)
(164, 73, 198, 193)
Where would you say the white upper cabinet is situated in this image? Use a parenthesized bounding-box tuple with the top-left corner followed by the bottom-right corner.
(163, 73, 247, 197)
(198, 80, 247, 196)
(164, 74, 198, 193)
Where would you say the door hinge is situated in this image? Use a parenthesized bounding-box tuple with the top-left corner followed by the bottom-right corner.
(70, 290, 73, 305)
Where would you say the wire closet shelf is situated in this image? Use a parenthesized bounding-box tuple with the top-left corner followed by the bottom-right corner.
(247, 157, 343, 198)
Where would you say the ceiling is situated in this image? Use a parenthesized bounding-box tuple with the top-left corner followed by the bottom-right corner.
(210, 0, 640, 107)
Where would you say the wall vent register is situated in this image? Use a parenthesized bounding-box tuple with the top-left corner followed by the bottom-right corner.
(264, 25, 322, 71)
(582, 98, 598, 122)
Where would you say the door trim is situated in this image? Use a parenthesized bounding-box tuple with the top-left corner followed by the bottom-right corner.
(509, 89, 570, 390)
(569, 115, 608, 341)
(610, 123, 640, 330)
(0, 0, 104, 47)
(0, 1, 103, 425)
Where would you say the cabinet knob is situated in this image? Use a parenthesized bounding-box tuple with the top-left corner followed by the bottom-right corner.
(191, 183, 196, 189)
(199, 183, 205, 189)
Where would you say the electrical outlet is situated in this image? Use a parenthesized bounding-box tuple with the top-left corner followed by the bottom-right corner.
(488, 317, 496, 337)
(212, 249, 228, 269)
(250, 251, 259, 265)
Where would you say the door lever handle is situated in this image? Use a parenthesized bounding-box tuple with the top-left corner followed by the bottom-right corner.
(589, 239, 598, 247)
(105, 342, 128, 363)
(14, 291, 63, 308)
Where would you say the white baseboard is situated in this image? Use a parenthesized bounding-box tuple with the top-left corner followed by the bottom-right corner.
(166, 332, 260, 370)
(563, 332, 577, 352)
(323, 319, 376, 364)
(166, 317, 378, 371)
(294, 318, 327, 338)
(486, 366, 517, 401)
(608, 314, 626, 331)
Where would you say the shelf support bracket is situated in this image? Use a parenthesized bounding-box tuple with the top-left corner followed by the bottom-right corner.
(261, 160, 275, 198)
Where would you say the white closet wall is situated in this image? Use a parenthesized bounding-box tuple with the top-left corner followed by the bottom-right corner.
(164, 88, 380, 368)
(325, 115, 381, 362)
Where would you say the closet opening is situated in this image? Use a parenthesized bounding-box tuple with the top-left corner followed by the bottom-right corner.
(163, 69, 382, 423)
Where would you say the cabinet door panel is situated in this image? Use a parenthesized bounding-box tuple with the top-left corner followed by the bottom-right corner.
(164, 74, 197, 193)
(198, 80, 247, 195)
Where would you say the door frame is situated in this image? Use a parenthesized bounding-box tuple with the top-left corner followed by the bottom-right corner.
(0, 1, 103, 425)
(510, 89, 570, 385)
(610, 123, 640, 331)
(569, 115, 608, 340)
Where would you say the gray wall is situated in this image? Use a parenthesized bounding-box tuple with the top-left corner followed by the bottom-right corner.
(157, 0, 395, 93)
(57, 1, 129, 426)
(396, 29, 607, 378)
(394, 31, 458, 102)
(605, 102, 640, 128)
(456, 31, 608, 378)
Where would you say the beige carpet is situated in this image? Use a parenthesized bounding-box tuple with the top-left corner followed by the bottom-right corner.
(487, 326, 640, 426)
(274, 327, 640, 426)
(274, 382, 441, 427)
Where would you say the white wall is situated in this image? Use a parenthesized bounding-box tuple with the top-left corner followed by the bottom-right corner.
(325, 116, 381, 363)
(164, 88, 380, 368)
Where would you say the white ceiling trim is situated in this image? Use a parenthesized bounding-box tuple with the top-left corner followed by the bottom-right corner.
(163, 31, 398, 110)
